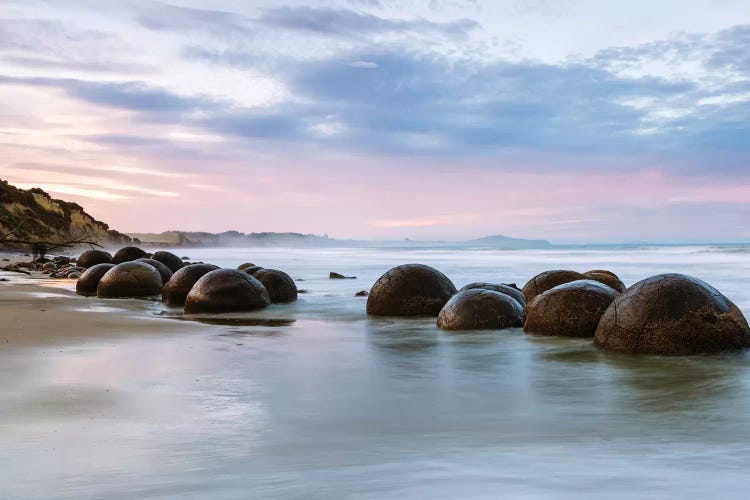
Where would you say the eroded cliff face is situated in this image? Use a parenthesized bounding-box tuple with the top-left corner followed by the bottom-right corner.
(0, 179, 132, 246)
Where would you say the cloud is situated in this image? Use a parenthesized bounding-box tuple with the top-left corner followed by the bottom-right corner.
(256, 6, 478, 38)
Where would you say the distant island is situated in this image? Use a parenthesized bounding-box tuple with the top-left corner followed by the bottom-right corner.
(128, 230, 553, 249)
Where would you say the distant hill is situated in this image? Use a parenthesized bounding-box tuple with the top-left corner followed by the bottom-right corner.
(0, 179, 133, 248)
(464, 234, 552, 249)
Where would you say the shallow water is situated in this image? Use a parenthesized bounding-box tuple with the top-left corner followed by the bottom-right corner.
(2, 245, 750, 498)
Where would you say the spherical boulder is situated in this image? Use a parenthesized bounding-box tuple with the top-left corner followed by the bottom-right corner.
(97, 261, 163, 298)
(184, 269, 271, 314)
(252, 269, 297, 303)
(459, 282, 526, 307)
(240, 266, 264, 276)
(237, 262, 257, 271)
(77, 250, 113, 268)
(162, 263, 220, 305)
(583, 269, 626, 293)
(595, 274, 750, 355)
(112, 246, 148, 264)
(136, 258, 173, 284)
(76, 264, 115, 296)
(522, 270, 585, 304)
(366, 264, 456, 317)
(437, 289, 525, 330)
(151, 251, 185, 273)
(524, 280, 618, 337)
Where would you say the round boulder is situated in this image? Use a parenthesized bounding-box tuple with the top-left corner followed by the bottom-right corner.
(437, 289, 525, 330)
(459, 282, 526, 307)
(583, 269, 626, 293)
(136, 258, 174, 284)
(151, 251, 185, 273)
(240, 266, 264, 276)
(162, 263, 220, 305)
(112, 246, 148, 264)
(76, 250, 112, 268)
(595, 274, 750, 355)
(252, 269, 297, 303)
(184, 269, 271, 314)
(237, 262, 257, 271)
(522, 270, 585, 304)
(524, 280, 618, 337)
(97, 261, 163, 298)
(366, 264, 457, 317)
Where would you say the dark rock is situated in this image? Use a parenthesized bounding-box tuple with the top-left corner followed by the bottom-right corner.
(237, 262, 257, 271)
(583, 269, 626, 293)
(97, 261, 163, 298)
(355, 290, 369, 297)
(524, 280, 618, 338)
(1, 258, 8, 261)
(76, 263, 115, 295)
(522, 270, 585, 304)
(181, 256, 190, 260)
(67, 272, 81, 279)
(162, 263, 220, 305)
(298, 289, 309, 294)
(184, 269, 270, 313)
(459, 282, 526, 307)
(253, 269, 298, 303)
(136, 258, 174, 284)
(41, 262, 57, 272)
(53, 256, 72, 265)
(437, 289, 525, 330)
(595, 273, 750, 355)
(240, 266, 264, 276)
(330, 272, 356, 279)
(151, 251, 185, 273)
(366, 264, 456, 317)
(112, 246, 148, 264)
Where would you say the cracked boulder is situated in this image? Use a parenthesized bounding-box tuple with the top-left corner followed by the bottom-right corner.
(522, 270, 585, 304)
(162, 263, 220, 306)
(459, 282, 526, 308)
(76, 263, 115, 296)
(252, 269, 298, 303)
(136, 258, 174, 284)
(524, 279, 618, 337)
(184, 269, 271, 314)
(77, 250, 113, 268)
(437, 289, 525, 330)
(595, 273, 750, 355)
(97, 261, 163, 298)
(366, 264, 456, 317)
(112, 246, 148, 264)
(583, 269, 626, 293)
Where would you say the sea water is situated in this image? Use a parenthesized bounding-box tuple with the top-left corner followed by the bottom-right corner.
(1, 245, 750, 498)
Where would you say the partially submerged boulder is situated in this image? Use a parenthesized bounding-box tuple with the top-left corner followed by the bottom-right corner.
(237, 262, 257, 271)
(97, 261, 163, 298)
(366, 264, 456, 317)
(77, 250, 113, 268)
(583, 270, 626, 293)
(459, 282, 526, 307)
(595, 274, 750, 355)
(330, 272, 356, 279)
(112, 246, 148, 264)
(437, 289, 525, 330)
(136, 258, 174, 284)
(151, 251, 185, 273)
(252, 269, 298, 303)
(522, 270, 585, 304)
(184, 269, 271, 314)
(75, 263, 115, 296)
(524, 280, 618, 337)
(162, 263, 220, 305)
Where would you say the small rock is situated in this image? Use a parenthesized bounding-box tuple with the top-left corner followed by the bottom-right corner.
(355, 290, 369, 297)
(330, 272, 356, 279)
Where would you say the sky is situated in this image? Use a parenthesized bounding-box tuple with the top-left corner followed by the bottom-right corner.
(1, 0, 749, 243)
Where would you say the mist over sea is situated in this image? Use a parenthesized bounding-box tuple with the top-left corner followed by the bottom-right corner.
(2, 244, 750, 498)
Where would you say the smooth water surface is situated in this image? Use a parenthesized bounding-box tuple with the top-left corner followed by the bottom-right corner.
(2, 245, 750, 498)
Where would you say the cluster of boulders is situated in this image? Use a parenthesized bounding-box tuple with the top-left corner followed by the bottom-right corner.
(1, 255, 85, 278)
(366, 264, 750, 355)
(74, 247, 298, 315)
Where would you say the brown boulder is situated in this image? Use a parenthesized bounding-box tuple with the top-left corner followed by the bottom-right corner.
(522, 270, 585, 304)
(237, 262, 257, 271)
(366, 264, 456, 317)
(437, 289, 525, 330)
(136, 258, 174, 284)
(152, 251, 185, 273)
(524, 280, 618, 337)
(252, 269, 298, 303)
(76, 263, 115, 296)
(184, 269, 271, 314)
(583, 270, 626, 293)
(595, 274, 750, 355)
(112, 246, 148, 264)
(162, 263, 220, 305)
(77, 250, 113, 268)
(459, 282, 526, 307)
(97, 261, 163, 298)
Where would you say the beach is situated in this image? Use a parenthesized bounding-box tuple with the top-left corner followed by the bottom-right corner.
(2, 245, 750, 498)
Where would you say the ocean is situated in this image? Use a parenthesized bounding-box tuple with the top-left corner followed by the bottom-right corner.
(2, 244, 750, 498)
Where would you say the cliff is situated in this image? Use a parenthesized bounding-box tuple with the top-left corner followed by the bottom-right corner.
(0, 179, 133, 248)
